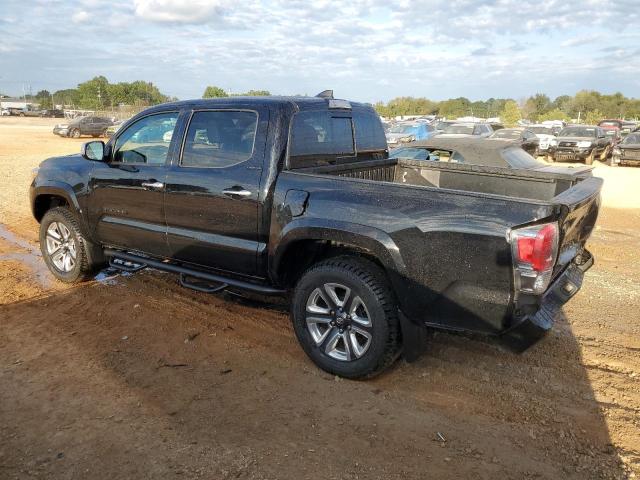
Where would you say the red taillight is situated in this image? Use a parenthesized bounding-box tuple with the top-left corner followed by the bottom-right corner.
(516, 223, 557, 272)
(511, 222, 559, 294)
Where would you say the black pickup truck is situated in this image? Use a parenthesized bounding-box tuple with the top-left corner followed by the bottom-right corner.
(30, 94, 602, 378)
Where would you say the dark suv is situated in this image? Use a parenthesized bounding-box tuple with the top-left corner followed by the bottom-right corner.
(548, 125, 611, 165)
(53, 116, 114, 138)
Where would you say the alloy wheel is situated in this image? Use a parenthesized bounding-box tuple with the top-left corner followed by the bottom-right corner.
(305, 282, 373, 361)
(45, 221, 77, 272)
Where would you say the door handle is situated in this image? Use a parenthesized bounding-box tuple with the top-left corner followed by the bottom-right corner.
(142, 181, 164, 190)
(223, 187, 252, 197)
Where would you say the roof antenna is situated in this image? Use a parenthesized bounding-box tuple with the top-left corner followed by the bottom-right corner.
(316, 90, 334, 99)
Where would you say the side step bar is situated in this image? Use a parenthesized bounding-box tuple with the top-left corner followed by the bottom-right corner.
(104, 248, 286, 296)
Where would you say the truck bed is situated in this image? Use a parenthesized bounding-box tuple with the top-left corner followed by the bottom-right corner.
(301, 158, 587, 202)
(275, 157, 601, 335)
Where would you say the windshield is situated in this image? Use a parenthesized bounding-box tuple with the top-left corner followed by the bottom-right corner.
(622, 133, 640, 144)
(529, 126, 553, 135)
(435, 121, 454, 130)
(443, 125, 473, 135)
(490, 129, 521, 139)
(502, 148, 547, 169)
(389, 124, 418, 134)
(389, 147, 429, 160)
(559, 127, 596, 138)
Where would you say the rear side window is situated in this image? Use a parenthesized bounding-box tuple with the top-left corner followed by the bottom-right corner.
(289, 110, 354, 168)
(353, 109, 387, 153)
(181, 110, 257, 168)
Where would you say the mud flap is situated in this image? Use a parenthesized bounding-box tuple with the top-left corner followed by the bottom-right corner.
(398, 310, 429, 362)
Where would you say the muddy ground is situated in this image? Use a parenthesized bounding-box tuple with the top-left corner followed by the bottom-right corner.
(0, 117, 639, 479)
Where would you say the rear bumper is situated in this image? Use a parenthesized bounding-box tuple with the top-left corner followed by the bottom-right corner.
(501, 251, 593, 352)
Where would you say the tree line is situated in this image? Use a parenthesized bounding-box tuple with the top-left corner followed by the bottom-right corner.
(374, 90, 640, 124)
(14, 79, 639, 125)
(25, 76, 176, 110)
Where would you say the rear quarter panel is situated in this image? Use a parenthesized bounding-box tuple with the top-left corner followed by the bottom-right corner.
(271, 171, 556, 334)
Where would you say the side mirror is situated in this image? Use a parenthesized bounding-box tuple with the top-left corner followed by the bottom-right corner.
(81, 141, 105, 161)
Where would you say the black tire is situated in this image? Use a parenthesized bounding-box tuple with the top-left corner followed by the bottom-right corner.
(291, 256, 401, 379)
(39, 207, 102, 283)
(70, 128, 80, 138)
(546, 154, 554, 163)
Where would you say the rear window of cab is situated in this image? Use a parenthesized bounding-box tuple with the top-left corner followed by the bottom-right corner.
(288, 108, 387, 169)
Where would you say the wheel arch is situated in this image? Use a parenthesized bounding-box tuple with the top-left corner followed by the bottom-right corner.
(269, 220, 408, 292)
(32, 184, 81, 223)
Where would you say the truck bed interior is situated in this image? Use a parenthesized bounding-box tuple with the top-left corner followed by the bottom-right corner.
(296, 158, 585, 202)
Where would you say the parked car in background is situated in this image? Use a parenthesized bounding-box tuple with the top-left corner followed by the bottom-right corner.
(528, 125, 557, 155)
(598, 119, 623, 131)
(548, 125, 611, 165)
(19, 107, 46, 117)
(1, 108, 10, 116)
(30, 94, 601, 378)
(437, 122, 493, 138)
(611, 132, 640, 166)
(104, 121, 124, 138)
(390, 137, 593, 175)
(434, 120, 456, 133)
(53, 116, 115, 138)
(386, 122, 436, 147)
(488, 128, 539, 156)
(620, 121, 639, 138)
(42, 109, 65, 118)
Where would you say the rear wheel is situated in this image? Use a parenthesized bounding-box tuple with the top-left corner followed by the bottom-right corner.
(39, 207, 101, 283)
(291, 256, 401, 379)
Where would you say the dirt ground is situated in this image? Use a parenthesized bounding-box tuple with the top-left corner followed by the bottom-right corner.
(1, 117, 639, 479)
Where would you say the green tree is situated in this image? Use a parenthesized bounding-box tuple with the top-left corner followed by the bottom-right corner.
(537, 108, 571, 122)
(523, 93, 551, 121)
(585, 109, 604, 125)
(202, 86, 228, 98)
(34, 90, 53, 109)
(438, 97, 471, 118)
(500, 100, 522, 126)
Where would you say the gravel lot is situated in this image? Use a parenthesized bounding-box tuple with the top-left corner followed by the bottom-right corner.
(1, 117, 639, 479)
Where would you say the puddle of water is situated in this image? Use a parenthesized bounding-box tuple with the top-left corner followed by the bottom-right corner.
(0, 223, 40, 253)
(0, 222, 156, 289)
(94, 268, 131, 285)
(0, 223, 54, 288)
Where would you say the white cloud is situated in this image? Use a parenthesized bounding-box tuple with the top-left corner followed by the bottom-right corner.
(71, 10, 90, 23)
(133, 0, 230, 24)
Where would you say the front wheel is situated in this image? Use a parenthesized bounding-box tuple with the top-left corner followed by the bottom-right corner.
(39, 207, 100, 283)
(70, 128, 80, 138)
(291, 257, 401, 379)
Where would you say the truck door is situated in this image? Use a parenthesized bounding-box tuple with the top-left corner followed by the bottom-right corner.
(87, 111, 180, 257)
(163, 107, 269, 277)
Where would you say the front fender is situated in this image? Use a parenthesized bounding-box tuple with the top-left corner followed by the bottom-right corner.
(269, 217, 409, 289)
(30, 181, 82, 219)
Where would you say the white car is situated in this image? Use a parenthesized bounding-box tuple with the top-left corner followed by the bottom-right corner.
(528, 125, 557, 154)
(1, 108, 10, 116)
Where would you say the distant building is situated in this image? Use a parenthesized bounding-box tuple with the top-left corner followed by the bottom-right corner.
(0, 98, 38, 110)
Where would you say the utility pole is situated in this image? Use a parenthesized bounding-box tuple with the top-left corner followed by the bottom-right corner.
(97, 85, 102, 108)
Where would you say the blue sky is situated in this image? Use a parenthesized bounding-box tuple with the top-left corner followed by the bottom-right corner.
(1, 0, 639, 103)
